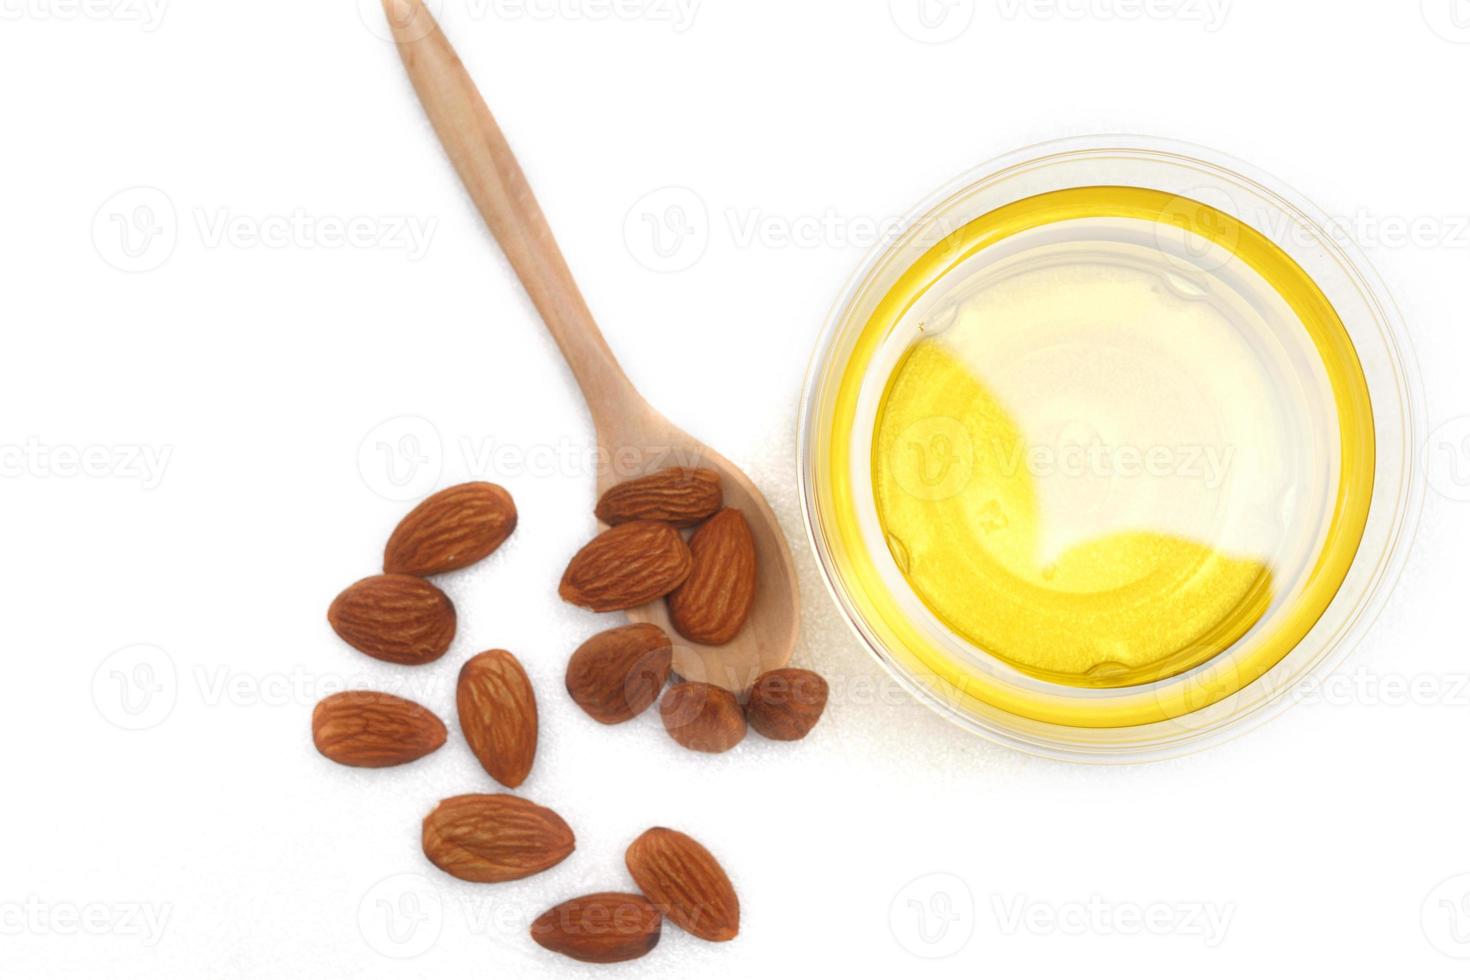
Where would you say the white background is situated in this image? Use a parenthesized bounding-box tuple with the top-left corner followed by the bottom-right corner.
(3, 0, 1469, 976)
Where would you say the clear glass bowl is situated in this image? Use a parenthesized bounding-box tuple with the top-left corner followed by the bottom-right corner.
(798, 136, 1422, 762)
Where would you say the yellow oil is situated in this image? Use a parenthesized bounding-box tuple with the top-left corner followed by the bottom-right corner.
(874, 338, 1273, 687)
(817, 186, 1375, 726)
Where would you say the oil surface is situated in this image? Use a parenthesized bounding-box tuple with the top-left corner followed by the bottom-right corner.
(872, 263, 1278, 688)
(826, 185, 1374, 725)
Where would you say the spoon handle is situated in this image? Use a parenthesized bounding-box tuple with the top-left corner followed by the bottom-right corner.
(383, 0, 636, 412)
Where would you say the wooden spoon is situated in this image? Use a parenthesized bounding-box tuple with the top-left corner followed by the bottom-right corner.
(381, 0, 799, 693)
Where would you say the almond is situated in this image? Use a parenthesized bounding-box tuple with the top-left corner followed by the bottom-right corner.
(422, 794, 574, 883)
(327, 574, 456, 665)
(384, 482, 517, 576)
(666, 508, 756, 645)
(311, 691, 446, 767)
(457, 649, 538, 788)
(530, 892, 662, 964)
(745, 668, 828, 741)
(565, 624, 673, 724)
(558, 521, 692, 612)
(625, 827, 739, 942)
(659, 682, 746, 754)
(594, 467, 722, 527)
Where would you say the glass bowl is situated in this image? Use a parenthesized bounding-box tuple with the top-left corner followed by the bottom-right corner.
(798, 136, 1421, 762)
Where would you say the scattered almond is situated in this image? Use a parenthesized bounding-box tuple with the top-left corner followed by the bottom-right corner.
(327, 573, 456, 665)
(745, 668, 828, 741)
(667, 508, 756, 645)
(457, 650, 538, 788)
(659, 682, 746, 754)
(559, 521, 692, 612)
(565, 624, 673, 725)
(422, 794, 574, 883)
(320, 461, 762, 961)
(384, 482, 517, 576)
(530, 892, 662, 964)
(594, 467, 722, 528)
(625, 827, 739, 942)
(311, 691, 446, 767)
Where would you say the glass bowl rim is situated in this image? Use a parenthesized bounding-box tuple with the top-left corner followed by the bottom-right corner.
(796, 133, 1425, 763)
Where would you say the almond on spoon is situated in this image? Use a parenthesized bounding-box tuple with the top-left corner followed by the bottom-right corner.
(565, 623, 673, 724)
(667, 507, 757, 646)
(659, 682, 746, 754)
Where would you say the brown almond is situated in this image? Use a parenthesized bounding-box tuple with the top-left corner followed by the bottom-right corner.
(666, 508, 756, 645)
(625, 827, 739, 942)
(422, 794, 574, 883)
(745, 668, 829, 741)
(594, 467, 722, 528)
(384, 482, 517, 576)
(565, 624, 673, 725)
(659, 682, 746, 754)
(457, 650, 538, 788)
(311, 691, 446, 767)
(328, 574, 456, 665)
(558, 521, 692, 612)
(530, 892, 662, 964)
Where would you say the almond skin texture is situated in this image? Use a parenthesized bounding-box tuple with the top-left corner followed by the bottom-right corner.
(530, 892, 662, 964)
(625, 827, 739, 942)
(558, 521, 692, 612)
(328, 574, 456, 665)
(666, 508, 756, 645)
(422, 794, 574, 883)
(594, 468, 722, 528)
(384, 482, 517, 576)
(745, 668, 829, 741)
(659, 682, 746, 754)
(457, 650, 538, 788)
(565, 624, 673, 725)
(311, 691, 446, 767)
